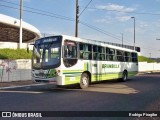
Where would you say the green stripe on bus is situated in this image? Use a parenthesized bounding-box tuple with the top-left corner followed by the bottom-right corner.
(91, 72, 137, 81)
(63, 72, 82, 75)
(91, 73, 123, 81)
(84, 62, 89, 71)
(64, 71, 138, 85)
(63, 70, 83, 73)
(84, 63, 87, 71)
(128, 72, 138, 77)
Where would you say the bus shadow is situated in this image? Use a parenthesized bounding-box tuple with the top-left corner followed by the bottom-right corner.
(0, 78, 138, 95)
(51, 79, 139, 94)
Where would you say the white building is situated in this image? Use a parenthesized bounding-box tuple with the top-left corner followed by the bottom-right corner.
(0, 14, 41, 49)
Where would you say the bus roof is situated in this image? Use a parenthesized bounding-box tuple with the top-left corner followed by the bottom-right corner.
(62, 35, 137, 53)
(41, 35, 138, 53)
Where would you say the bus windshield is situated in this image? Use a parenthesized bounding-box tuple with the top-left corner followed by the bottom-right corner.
(32, 36, 62, 69)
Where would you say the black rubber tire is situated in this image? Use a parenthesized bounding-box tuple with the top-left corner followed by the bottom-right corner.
(121, 71, 128, 82)
(80, 73, 89, 89)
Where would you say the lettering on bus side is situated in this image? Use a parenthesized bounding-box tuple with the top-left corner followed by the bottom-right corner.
(92, 64, 97, 67)
(102, 64, 119, 68)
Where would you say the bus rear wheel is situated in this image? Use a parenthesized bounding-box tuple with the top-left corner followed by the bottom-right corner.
(80, 73, 89, 89)
(121, 71, 128, 82)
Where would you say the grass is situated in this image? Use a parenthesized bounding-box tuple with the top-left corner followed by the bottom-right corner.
(138, 56, 156, 63)
(0, 48, 32, 59)
(0, 49, 157, 63)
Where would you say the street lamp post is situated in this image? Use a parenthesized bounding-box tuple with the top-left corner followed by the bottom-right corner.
(121, 33, 123, 48)
(131, 17, 135, 51)
(149, 53, 151, 58)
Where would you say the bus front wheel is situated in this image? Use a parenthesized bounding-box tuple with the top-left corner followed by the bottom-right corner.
(80, 73, 89, 89)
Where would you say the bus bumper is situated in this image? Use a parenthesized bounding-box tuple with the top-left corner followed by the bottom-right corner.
(32, 76, 63, 85)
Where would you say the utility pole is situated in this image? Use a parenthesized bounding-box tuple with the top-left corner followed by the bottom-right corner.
(19, 0, 23, 49)
(75, 0, 79, 37)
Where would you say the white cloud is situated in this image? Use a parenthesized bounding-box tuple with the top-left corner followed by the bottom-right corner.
(115, 16, 131, 21)
(95, 3, 136, 22)
(154, 19, 160, 27)
(95, 19, 111, 24)
(96, 3, 135, 12)
(138, 21, 149, 28)
(95, 16, 113, 24)
(95, 15, 132, 23)
(24, 0, 30, 1)
(125, 21, 150, 35)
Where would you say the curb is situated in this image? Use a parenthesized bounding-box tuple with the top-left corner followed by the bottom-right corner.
(0, 83, 47, 90)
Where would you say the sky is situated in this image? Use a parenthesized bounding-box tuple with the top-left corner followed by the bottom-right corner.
(0, 0, 160, 58)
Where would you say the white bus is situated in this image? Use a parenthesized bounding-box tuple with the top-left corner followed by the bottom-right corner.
(32, 35, 138, 89)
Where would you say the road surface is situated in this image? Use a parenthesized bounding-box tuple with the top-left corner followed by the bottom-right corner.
(0, 73, 160, 120)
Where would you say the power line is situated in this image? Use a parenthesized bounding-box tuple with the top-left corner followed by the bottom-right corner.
(0, 0, 75, 21)
(0, 3, 141, 46)
(79, 0, 93, 17)
(0, 2, 159, 52)
(0, 4, 75, 21)
(0, 3, 119, 39)
(79, 21, 135, 45)
(79, 21, 122, 41)
(75, 0, 92, 37)
(0, 3, 124, 42)
(1, 0, 158, 45)
(79, 21, 160, 51)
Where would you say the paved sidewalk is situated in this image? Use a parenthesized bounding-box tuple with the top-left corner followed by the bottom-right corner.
(0, 72, 159, 88)
(0, 80, 37, 88)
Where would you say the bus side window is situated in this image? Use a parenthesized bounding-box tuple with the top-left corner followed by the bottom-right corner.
(79, 43, 92, 60)
(79, 43, 83, 59)
(93, 45, 99, 60)
(99, 47, 105, 61)
(106, 48, 115, 61)
(124, 52, 131, 62)
(106, 47, 109, 61)
(116, 50, 124, 62)
(84, 44, 91, 60)
(88, 45, 92, 60)
(131, 52, 138, 62)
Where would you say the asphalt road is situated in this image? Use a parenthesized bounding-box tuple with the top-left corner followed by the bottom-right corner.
(0, 73, 160, 120)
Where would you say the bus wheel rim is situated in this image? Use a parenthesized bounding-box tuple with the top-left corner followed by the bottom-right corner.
(124, 73, 127, 80)
(82, 77, 88, 86)
(124, 74, 126, 80)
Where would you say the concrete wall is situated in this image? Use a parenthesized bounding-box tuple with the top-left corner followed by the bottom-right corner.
(0, 59, 160, 82)
(0, 59, 31, 82)
(138, 62, 160, 72)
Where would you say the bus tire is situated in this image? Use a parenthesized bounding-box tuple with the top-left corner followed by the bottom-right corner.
(121, 71, 128, 82)
(80, 73, 89, 89)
